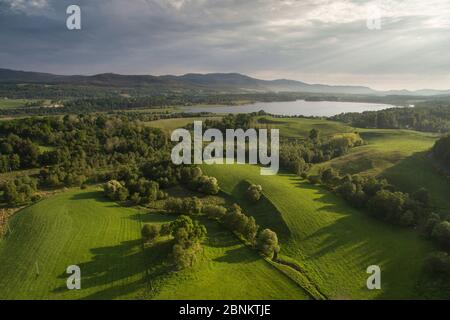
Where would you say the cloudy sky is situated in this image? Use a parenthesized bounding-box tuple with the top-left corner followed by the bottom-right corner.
(1, 0, 450, 90)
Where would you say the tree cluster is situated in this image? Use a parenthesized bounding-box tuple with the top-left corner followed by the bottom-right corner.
(203, 203, 280, 258)
(280, 130, 363, 176)
(141, 215, 207, 270)
(314, 168, 450, 252)
(332, 104, 450, 133)
(180, 166, 219, 195)
(0, 176, 38, 206)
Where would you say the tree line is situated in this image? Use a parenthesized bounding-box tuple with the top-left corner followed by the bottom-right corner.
(331, 104, 450, 133)
(309, 168, 449, 256)
(432, 134, 450, 169)
(164, 197, 280, 262)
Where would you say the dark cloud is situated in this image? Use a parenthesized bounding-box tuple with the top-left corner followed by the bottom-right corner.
(1, 0, 449, 90)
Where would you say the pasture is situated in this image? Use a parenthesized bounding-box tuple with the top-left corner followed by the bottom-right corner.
(0, 187, 308, 300)
(202, 164, 441, 299)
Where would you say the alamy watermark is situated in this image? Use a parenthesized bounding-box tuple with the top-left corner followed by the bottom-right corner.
(366, 265, 381, 290)
(171, 121, 279, 175)
(66, 5, 81, 30)
(66, 265, 81, 290)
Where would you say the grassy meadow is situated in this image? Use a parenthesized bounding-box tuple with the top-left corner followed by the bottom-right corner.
(0, 99, 31, 109)
(0, 187, 308, 300)
(202, 164, 441, 299)
(310, 128, 449, 214)
(253, 116, 448, 214)
(255, 116, 354, 139)
(0, 188, 145, 299)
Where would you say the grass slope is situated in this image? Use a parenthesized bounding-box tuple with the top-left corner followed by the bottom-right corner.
(310, 128, 450, 213)
(202, 164, 439, 299)
(149, 217, 309, 300)
(0, 188, 145, 300)
(255, 116, 354, 139)
(255, 116, 448, 214)
(0, 187, 309, 300)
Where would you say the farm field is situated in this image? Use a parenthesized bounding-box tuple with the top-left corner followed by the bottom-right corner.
(255, 116, 354, 139)
(0, 187, 308, 300)
(0, 99, 34, 109)
(202, 164, 443, 299)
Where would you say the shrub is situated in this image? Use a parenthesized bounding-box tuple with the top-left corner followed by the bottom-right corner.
(425, 251, 450, 277)
(164, 197, 184, 213)
(368, 190, 407, 223)
(197, 176, 219, 195)
(257, 229, 280, 260)
(432, 221, 450, 249)
(165, 197, 202, 215)
(246, 184, 263, 202)
(141, 224, 160, 243)
(103, 179, 129, 201)
(203, 204, 227, 220)
(320, 168, 339, 186)
(423, 213, 441, 236)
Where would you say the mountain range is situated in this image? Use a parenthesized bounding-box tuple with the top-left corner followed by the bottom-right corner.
(1, 68, 449, 96)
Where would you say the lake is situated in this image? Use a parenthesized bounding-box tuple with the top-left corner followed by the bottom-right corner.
(183, 100, 394, 117)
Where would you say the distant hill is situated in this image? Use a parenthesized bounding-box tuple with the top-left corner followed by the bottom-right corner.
(1, 68, 449, 96)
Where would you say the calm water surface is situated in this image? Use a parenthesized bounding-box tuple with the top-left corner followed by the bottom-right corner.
(184, 100, 394, 117)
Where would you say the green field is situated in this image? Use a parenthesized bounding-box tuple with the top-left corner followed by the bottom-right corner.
(0, 99, 41, 109)
(255, 116, 354, 139)
(0, 187, 308, 300)
(254, 116, 449, 214)
(0, 99, 28, 109)
(310, 128, 449, 213)
(151, 217, 309, 300)
(202, 164, 442, 299)
(0, 188, 145, 299)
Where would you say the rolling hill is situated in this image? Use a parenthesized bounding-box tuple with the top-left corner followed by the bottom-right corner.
(202, 164, 444, 299)
(0, 187, 309, 300)
(1, 68, 449, 96)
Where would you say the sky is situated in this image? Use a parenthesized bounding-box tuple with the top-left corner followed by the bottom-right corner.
(1, 0, 450, 91)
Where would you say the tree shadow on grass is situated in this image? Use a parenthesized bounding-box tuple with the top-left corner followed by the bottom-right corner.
(229, 180, 292, 241)
(84, 240, 175, 300)
(279, 174, 430, 299)
(127, 212, 174, 224)
(52, 239, 149, 299)
(80, 278, 148, 300)
(213, 246, 259, 264)
(70, 191, 110, 202)
(204, 226, 242, 249)
(382, 151, 450, 213)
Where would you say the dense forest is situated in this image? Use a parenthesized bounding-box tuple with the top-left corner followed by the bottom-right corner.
(0, 114, 173, 204)
(332, 104, 450, 133)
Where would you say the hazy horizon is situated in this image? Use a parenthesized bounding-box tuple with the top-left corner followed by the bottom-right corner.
(1, 0, 450, 91)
